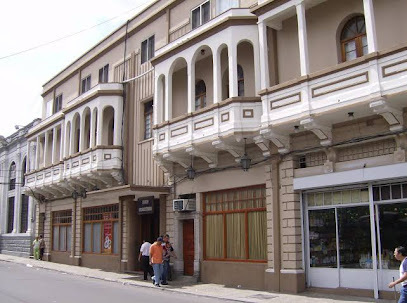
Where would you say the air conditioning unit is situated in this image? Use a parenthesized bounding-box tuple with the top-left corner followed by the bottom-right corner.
(173, 199, 196, 212)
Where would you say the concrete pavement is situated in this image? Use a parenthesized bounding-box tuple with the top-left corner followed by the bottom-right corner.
(0, 254, 394, 303)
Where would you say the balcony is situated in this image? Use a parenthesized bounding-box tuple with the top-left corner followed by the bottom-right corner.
(25, 146, 123, 199)
(153, 97, 262, 170)
(258, 46, 407, 151)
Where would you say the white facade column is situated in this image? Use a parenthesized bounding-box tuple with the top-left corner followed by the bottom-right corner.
(114, 102, 123, 146)
(258, 21, 270, 89)
(79, 116, 84, 152)
(154, 75, 164, 125)
(52, 127, 57, 165)
(252, 36, 261, 95)
(187, 62, 195, 113)
(59, 124, 64, 161)
(96, 112, 103, 146)
(26, 141, 31, 172)
(35, 136, 40, 170)
(26, 196, 34, 234)
(13, 153, 21, 233)
(43, 132, 49, 167)
(228, 43, 238, 98)
(90, 111, 96, 148)
(296, 1, 310, 76)
(70, 122, 76, 155)
(363, 0, 378, 53)
(164, 75, 173, 121)
(213, 49, 222, 103)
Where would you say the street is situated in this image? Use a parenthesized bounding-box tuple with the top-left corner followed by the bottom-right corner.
(0, 262, 227, 303)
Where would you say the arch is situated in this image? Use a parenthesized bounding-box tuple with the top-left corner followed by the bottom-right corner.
(83, 107, 91, 150)
(72, 113, 81, 154)
(195, 80, 207, 110)
(339, 15, 367, 62)
(65, 121, 71, 157)
(169, 57, 188, 118)
(21, 157, 27, 185)
(220, 45, 229, 100)
(102, 106, 115, 146)
(237, 40, 255, 96)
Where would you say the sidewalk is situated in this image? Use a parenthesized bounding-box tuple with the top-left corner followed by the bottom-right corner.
(0, 254, 393, 303)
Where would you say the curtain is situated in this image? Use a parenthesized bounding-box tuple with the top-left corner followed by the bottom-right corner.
(205, 215, 223, 258)
(226, 213, 245, 259)
(248, 212, 267, 260)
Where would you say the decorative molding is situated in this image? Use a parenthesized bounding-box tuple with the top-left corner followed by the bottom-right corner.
(254, 135, 271, 157)
(159, 133, 165, 141)
(382, 59, 407, 78)
(270, 92, 301, 109)
(104, 154, 112, 160)
(194, 117, 214, 130)
(171, 125, 188, 138)
(370, 98, 403, 131)
(221, 112, 230, 122)
(72, 161, 79, 168)
(186, 145, 218, 168)
(243, 109, 254, 118)
(260, 128, 290, 154)
(300, 118, 332, 146)
(212, 139, 244, 159)
(82, 157, 90, 164)
(311, 72, 369, 98)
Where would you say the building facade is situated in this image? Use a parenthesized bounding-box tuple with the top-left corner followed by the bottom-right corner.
(0, 119, 40, 257)
(24, 0, 407, 299)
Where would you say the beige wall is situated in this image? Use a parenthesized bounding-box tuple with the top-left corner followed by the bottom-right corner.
(172, 67, 188, 118)
(169, 0, 203, 30)
(237, 41, 255, 96)
(55, 72, 80, 107)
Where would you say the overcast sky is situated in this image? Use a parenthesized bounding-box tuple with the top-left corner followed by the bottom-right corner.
(0, 0, 153, 138)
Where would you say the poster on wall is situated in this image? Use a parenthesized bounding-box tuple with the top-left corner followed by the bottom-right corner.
(103, 213, 112, 254)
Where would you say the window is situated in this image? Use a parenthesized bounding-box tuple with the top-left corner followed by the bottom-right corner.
(53, 94, 63, 114)
(341, 16, 367, 62)
(46, 100, 53, 118)
(99, 64, 109, 83)
(141, 35, 155, 64)
(81, 75, 91, 94)
(9, 162, 16, 190)
(195, 80, 207, 110)
(83, 205, 119, 254)
(204, 185, 267, 261)
(192, 1, 210, 29)
(7, 197, 14, 233)
(52, 210, 72, 251)
(216, 0, 239, 15)
(144, 101, 153, 140)
(20, 195, 29, 233)
(237, 65, 244, 97)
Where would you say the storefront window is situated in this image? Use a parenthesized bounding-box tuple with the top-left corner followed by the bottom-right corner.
(83, 204, 119, 254)
(52, 210, 72, 252)
(337, 206, 372, 268)
(309, 209, 337, 267)
(204, 185, 266, 261)
(378, 203, 407, 269)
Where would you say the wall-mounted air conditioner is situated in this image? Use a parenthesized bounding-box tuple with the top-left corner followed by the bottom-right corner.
(173, 199, 196, 211)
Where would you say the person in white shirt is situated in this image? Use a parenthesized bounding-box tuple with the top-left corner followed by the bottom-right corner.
(138, 240, 153, 280)
(388, 246, 407, 303)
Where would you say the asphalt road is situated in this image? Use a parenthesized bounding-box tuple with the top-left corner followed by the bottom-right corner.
(0, 262, 229, 303)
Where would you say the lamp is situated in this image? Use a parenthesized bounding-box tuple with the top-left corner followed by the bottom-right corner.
(186, 155, 196, 180)
(240, 138, 252, 172)
(72, 189, 87, 200)
(348, 112, 354, 120)
(294, 125, 300, 133)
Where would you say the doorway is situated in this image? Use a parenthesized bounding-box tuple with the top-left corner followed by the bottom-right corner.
(183, 219, 194, 276)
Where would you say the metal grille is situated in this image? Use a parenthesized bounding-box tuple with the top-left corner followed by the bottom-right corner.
(20, 195, 29, 233)
(337, 139, 396, 162)
(52, 210, 72, 225)
(373, 182, 407, 201)
(83, 204, 119, 222)
(298, 152, 327, 168)
(7, 197, 14, 233)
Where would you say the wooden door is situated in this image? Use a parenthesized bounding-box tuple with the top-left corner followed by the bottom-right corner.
(183, 220, 194, 276)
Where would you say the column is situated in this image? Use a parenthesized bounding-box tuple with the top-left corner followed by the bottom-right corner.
(258, 21, 270, 89)
(59, 124, 64, 161)
(296, 1, 310, 76)
(52, 128, 57, 165)
(96, 112, 103, 146)
(114, 103, 123, 146)
(164, 75, 173, 121)
(13, 153, 22, 233)
(363, 0, 378, 53)
(228, 43, 238, 98)
(252, 36, 261, 95)
(213, 49, 222, 103)
(26, 141, 31, 173)
(187, 62, 195, 113)
(90, 111, 96, 148)
(35, 136, 40, 170)
(153, 75, 164, 125)
(79, 116, 84, 152)
(26, 196, 33, 234)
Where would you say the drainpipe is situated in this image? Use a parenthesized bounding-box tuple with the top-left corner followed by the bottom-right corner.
(271, 155, 281, 291)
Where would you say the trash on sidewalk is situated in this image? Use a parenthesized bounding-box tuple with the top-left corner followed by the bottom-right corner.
(26, 264, 33, 268)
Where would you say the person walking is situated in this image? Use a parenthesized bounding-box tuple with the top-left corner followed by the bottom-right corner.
(149, 237, 164, 287)
(138, 240, 153, 280)
(161, 234, 176, 284)
(32, 236, 40, 260)
(388, 246, 407, 303)
(39, 235, 45, 261)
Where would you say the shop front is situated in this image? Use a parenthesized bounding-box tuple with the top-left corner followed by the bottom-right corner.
(302, 180, 407, 298)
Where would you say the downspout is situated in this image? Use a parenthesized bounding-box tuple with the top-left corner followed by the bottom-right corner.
(271, 155, 281, 291)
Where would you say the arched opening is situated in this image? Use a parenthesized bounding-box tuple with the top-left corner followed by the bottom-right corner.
(220, 46, 229, 100)
(83, 108, 91, 150)
(195, 80, 207, 110)
(340, 15, 367, 62)
(72, 114, 80, 154)
(170, 58, 188, 118)
(237, 41, 255, 96)
(9, 162, 16, 191)
(102, 106, 115, 146)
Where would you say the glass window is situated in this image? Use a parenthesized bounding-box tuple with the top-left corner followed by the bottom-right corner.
(192, 1, 210, 29)
(7, 197, 14, 233)
(337, 206, 372, 268)
(237, 65, 244, 97)
(216, 0, 239, 15)
(9, 162, 16, 190)
(84, 224, 92, 253)
(144, 101, 153, 140)
(204, 186, 266, 261)
(67, 226, 72, 252)
(52, 210, 72, 252)
(93, 223, 101, 253)
(141, 35, 155, 64)
(60, 226, 67, 251)
(98, 64, 109, 83)
(20, 195, 29, 233)
(113, 222, 119, 254)
(340, 16, 367, 62)
(309, 209, 337, 268)
(53, 94, 63, 114)
(195, 80, 206, 110)
(53, 226, 59, 251)
(378, 203, 407, 269)
(81, 75, 91, 94)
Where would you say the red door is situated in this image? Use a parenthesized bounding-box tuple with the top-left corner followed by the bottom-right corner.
(183, 220, 194, 276)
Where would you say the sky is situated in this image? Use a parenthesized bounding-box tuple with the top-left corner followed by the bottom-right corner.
(0, 0, 154, 138)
